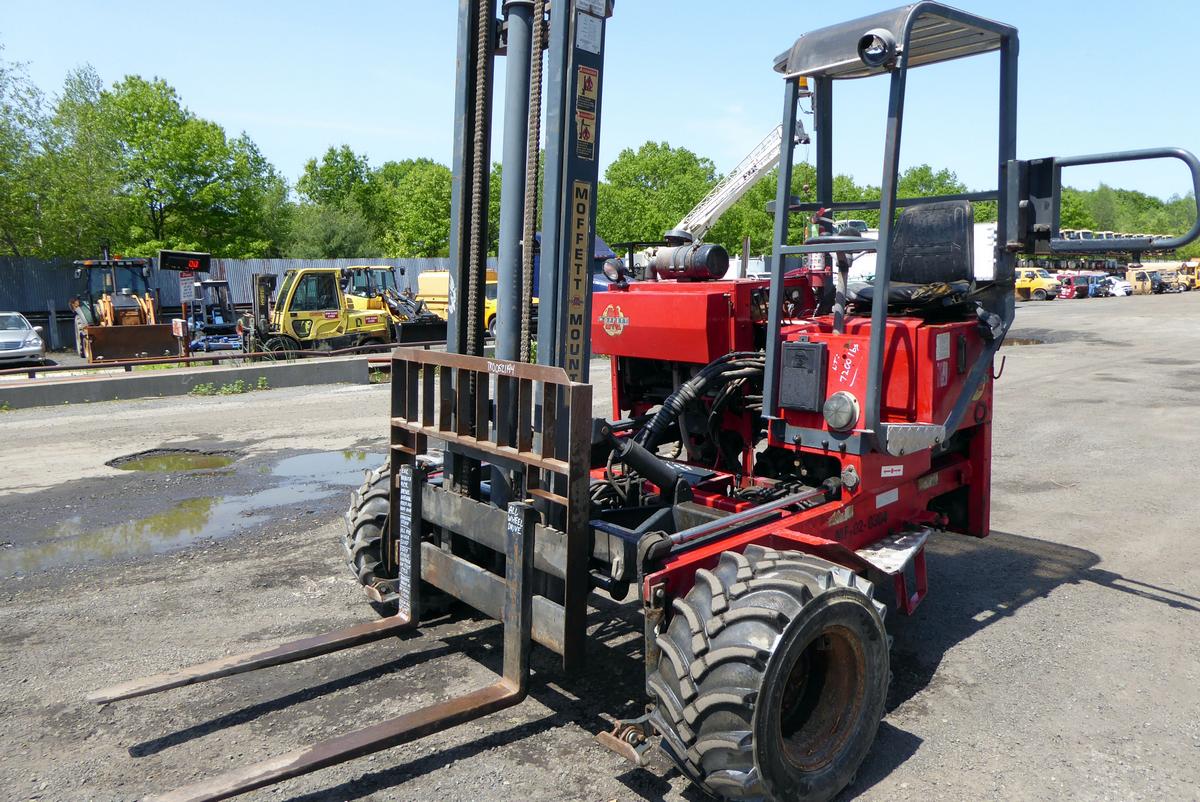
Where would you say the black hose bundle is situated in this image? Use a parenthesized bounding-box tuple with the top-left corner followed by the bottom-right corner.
(635, 351, 765, 450)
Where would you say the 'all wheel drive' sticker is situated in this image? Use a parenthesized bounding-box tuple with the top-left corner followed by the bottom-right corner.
(599, 304, 629, 336)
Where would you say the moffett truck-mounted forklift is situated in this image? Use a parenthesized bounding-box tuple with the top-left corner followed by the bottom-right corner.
(90, 3, 1200, 800)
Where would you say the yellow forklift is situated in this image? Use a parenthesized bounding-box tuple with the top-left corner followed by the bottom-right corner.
(244, 266, 445, 356)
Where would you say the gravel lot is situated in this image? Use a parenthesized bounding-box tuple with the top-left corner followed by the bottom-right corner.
(2, 293, 1199, 801)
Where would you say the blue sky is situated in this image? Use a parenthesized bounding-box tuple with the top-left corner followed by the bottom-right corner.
(4, 1, 1198, 200)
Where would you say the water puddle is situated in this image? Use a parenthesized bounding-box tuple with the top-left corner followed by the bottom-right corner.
(271, 449, 379, 487)
(1, 449, 383, 575)
(0, 482, 335, 575)
(109, 449, 236, 472)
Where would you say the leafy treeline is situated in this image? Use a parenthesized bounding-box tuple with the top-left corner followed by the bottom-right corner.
(1, 57, 289, 259)
(2, 47, 1195, 260)
(599, 141, 1199, 258)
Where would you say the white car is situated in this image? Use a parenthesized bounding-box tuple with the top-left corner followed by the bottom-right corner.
(0, 312, 47, 364)
(1099, 277, 1133, 297)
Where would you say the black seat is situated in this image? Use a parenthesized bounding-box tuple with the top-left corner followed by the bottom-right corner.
(848, 200, 975, 310)
(890, 199, 974, 285)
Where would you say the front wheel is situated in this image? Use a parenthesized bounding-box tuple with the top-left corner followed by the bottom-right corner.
(1032, 289, 1047, 301)
(487, 316, 497, 339)
(343, 458, 455, 618)
(648, 546, 889, 801)
(261, 335, 301, 360)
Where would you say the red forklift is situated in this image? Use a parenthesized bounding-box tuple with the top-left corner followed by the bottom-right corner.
(89, 3, 1200, 800)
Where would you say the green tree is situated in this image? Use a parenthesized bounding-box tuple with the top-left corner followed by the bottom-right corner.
(364, 156, 439, 232)
(706, 172, 778, 255)
(1058, 188, 1092, 230)
(380, 160, 453, 257)
(1086, 183, 1119, 231)
(297, 145, 370, 207)
(596, 142, 716, 245)
(897, 164, 965, 199)
(0, 48, 44, 256)
(101, 76, 287, 256)
(288, 202, 377, 258)
(33, 65, 130, 257)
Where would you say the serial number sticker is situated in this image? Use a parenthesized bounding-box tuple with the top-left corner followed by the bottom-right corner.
(875, 488, 899, 509)
(881, 465, 903, 478)
(575, 11, 602, 54)
(487, 360, 516, 375)
(936, 332, 951, 360)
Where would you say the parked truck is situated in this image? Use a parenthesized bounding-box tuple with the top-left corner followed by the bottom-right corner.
(1015, 266, 1059, 300)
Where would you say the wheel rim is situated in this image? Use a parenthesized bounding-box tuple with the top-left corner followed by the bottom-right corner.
(777, 624, 867, 773)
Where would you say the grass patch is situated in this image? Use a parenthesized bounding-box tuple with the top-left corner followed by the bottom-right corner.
(190, 377, 271, 397)
(133, 361, 184, 371)
(369, 368, 390, 384)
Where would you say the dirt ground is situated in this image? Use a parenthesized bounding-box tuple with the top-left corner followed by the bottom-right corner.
(2, 293, 1199, 801)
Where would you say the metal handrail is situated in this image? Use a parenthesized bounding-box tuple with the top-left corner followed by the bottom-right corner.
(0, 340, 447, 380)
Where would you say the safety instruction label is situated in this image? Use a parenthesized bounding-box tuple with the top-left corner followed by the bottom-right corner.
(576, 65, 598, 113)
(574, 64, 598, 160)
(563, 180, 593, 381)
(575, 111, 595, 160)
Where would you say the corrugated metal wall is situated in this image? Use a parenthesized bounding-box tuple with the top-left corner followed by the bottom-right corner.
(0, 256, 492, 311)
(0, 258, 78, 315)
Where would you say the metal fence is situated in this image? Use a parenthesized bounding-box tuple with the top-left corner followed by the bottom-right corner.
(0, 256, 489, 350)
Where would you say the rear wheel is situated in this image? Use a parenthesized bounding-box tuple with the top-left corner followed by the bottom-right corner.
(343, 462, 392, 591)
(648, 545, 889, 801)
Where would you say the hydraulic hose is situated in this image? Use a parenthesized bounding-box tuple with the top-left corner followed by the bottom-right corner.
(635, 352, 765, 449)
(607, 433, 683, 496)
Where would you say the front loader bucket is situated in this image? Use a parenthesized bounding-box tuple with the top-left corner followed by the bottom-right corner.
(396, 318, 448, 343)
(84, 324, 176, 362)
